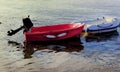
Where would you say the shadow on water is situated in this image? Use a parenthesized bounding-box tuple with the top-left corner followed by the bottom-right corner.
(8, 40, 23, 48)
(23, 37, 84, 59)
(85, 30, 119, 42)
(8, 37, 84, 59)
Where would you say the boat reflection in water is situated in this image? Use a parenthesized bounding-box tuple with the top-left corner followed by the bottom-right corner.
(85, 30, 119, 42)
(23, 37, 84, 59)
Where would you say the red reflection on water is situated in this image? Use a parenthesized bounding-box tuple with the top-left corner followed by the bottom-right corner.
(23, 37, 84, 59)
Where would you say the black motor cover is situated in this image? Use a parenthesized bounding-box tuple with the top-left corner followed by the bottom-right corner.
(23, 17, 33, 31)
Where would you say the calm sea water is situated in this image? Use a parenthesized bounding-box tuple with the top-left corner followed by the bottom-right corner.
(0, 0, 120, 72)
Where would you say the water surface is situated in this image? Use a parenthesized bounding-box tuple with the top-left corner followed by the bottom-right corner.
(0, 0, 120, 72)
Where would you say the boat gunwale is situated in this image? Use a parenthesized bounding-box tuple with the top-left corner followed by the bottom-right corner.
(24, 23, 85, 35)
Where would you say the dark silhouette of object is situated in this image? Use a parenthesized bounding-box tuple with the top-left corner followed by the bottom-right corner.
(7, 26, 24, 36)
(7, 40, 23, 48)
(23, 16, 33, 31)
(7, 15, 33, 36)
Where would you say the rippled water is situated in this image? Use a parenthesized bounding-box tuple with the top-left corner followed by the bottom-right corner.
(0, 0, 120, 72)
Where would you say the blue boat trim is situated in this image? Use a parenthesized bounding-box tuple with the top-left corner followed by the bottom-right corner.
(87, 26, 118, 32)
(85, 17, 120, 33)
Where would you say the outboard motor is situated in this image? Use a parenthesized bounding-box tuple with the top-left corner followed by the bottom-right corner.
(23, 16, 33, 31)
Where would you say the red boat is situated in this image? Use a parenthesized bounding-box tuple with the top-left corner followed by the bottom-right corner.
(23, 18, 85, 42)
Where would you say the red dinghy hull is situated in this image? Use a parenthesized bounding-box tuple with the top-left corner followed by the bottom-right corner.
(24, 23, 84, 42)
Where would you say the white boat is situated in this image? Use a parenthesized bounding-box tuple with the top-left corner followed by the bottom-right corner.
(81, 17, 120, 33)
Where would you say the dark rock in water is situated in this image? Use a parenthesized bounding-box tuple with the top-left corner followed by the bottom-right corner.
(0, 22, 2, 24)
